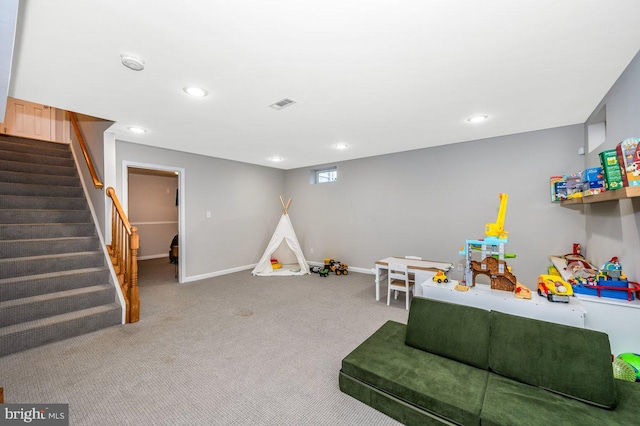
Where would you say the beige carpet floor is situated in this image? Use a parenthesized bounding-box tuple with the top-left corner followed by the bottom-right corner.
(0, 258, 409, 425)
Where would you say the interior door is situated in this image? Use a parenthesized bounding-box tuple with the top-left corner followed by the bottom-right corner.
(2, 97, 53, 141)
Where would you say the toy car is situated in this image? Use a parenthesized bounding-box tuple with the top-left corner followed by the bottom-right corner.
(537, 274, 573, 303)
(433, 270, 449, 283)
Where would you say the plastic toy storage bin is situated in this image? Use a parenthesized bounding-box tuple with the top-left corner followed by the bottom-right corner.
(573, 280, 636, 301)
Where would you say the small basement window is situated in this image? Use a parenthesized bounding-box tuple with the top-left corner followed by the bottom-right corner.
(310, 167, 337, 184)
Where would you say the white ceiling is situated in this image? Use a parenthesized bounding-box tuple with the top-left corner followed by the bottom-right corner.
(9, 0, 640, 170)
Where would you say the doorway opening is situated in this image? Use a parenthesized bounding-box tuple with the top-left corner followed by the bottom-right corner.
(122, 161, 185, 283)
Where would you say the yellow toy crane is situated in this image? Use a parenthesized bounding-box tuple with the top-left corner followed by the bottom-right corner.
(485, 193, 509, 240)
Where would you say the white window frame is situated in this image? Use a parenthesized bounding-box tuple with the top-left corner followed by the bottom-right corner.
(311, 166, 337, 184)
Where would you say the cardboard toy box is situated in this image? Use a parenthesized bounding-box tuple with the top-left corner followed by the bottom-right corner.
(581, 167, 605, 196)
(599, 149, 623, 190)
(616, 138, 640, 187)
(565, 172, 583, 199)
(550, 175, 566, 202)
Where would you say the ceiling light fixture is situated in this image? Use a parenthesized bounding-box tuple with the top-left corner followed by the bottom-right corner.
(120, 53, 145, 71)
(183, 86, 208, 97)
(270, 156, 283, 162)
(334, 143, 348, 150)
(127, 126, 147, 134)
(467, 115, 489, 123)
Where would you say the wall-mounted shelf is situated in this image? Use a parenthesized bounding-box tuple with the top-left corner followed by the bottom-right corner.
(560, 186, 640, 206)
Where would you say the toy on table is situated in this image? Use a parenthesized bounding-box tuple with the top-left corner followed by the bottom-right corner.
(459, 193, 518, 292)
(432, 271, 449, 283)
(537, 274, 573, 303)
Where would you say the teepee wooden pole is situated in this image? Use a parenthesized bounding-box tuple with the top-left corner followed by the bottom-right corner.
(280, 195, 292, 214)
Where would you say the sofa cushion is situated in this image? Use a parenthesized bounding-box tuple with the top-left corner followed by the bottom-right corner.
(342, 320, 489, 425)
(405, 298, 491, 370)
(489, 311, 617, 409)
(482, 373, 640, 426)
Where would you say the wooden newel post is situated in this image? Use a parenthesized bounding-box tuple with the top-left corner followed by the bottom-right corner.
(129, 226, 140, 323)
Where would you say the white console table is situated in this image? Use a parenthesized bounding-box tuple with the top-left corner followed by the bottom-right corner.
(421, 280, 586, 328)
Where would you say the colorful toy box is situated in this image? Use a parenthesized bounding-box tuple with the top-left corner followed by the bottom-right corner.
(581, 167, 605, 196)
(599, 149, 624, 190)
(616, 138, 640, 187)
(565, 172, 583, 199)
(550, 175, 566, 202)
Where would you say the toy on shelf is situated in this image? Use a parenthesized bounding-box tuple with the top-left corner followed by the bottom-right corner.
(537, 274, 573, 303)
(459, 193, 518, 292)
(597, 257, 627, 281)
(549, 248, 640, 301)
(514, 282, 532, 299)
(432, 271, 449, 283)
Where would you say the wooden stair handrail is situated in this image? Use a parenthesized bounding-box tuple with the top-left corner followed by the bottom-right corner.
(69, 111, 104, 189)
(106, 187, 132, 235)
(106, 186, 139, 323)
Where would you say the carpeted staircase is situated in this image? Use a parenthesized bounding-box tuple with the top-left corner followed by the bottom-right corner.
(0, 135, 122, 357)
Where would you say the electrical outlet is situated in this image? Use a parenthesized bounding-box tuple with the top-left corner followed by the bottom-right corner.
(310, 248, 314, 254)
(457, 263, 463, 272)
(206, 210, 212, 219)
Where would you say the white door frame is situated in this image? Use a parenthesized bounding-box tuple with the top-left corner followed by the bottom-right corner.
(121, 160, 186, 283)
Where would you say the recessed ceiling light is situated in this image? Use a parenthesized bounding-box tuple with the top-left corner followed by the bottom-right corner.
(467, 115, 489, 123)
(270, 156, 283, 162)
(183, 87, 208, 97)
(120, 53, 145, 71)
(127, 126, 147, 134)
(334, 143, 348, 150)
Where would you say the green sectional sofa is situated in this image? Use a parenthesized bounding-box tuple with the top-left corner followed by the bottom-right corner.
(339, 297, 640, 425)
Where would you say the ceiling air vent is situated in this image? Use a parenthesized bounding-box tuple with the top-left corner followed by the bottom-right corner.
(269, 98, 296, 110)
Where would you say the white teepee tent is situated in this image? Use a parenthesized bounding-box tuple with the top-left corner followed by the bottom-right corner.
(252, 196, 310, 276)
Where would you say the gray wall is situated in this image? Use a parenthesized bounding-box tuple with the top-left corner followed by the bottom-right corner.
(583, 50, 640, 280)
(115, 141, 285, 279)
(284, 125, 585, 288)
(70, 113, 112, 238)
(128, 172, 179, 259)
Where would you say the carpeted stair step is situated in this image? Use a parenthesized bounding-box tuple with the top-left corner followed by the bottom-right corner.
(0, 138, 71, 158)
(0, 267, 110, 301)
(0, 182, 84, 198)
(0, 304, 122, 357)
(0, 195, 88, 210)
(0, 236, 100, 258)
(0, 159, 77, 177)
(0, 149, 75, 168)
(0, 251, 105, 279)
(0, 284, 115, 327)
(0, 209, 91, 224)
(0, 169, 81, 187)
(0, 136, 122, 356)
(0, 223, 96, 240)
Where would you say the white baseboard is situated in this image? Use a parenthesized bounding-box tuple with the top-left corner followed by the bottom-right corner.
(181, 261, 374, 283)
(182, 264, 257, 283)
(138, 253, 169, 261)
